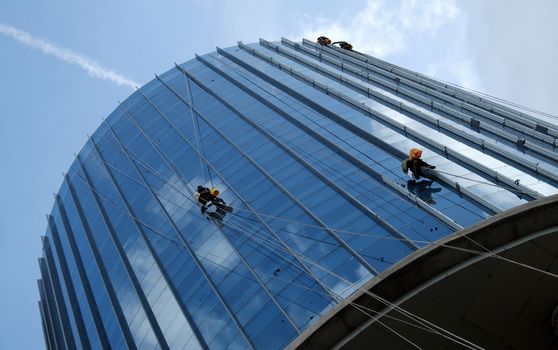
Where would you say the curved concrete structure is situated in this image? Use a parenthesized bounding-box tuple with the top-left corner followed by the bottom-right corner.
(289, 195, 558, 349)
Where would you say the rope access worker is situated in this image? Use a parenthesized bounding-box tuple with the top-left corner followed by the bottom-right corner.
(332, 41, 353, 50)
(402, 148, 436, 179)
(195, 186, 226, 215)
(317, 36, 332, 45)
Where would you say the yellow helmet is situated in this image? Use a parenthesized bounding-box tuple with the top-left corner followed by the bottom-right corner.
(210, 188, 220, 196)
(409, 148, 422, 159)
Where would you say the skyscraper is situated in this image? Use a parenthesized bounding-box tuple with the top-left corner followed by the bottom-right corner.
(38, 38, 558, 350)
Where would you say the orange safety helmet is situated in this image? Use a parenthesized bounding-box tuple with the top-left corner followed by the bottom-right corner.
(409, 148, 422, 159)
(210, 188, 220, 196)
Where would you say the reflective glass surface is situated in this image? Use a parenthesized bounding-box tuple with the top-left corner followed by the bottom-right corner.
(38, 39, 558, 350)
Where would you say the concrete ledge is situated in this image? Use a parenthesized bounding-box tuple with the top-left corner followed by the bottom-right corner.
(288, 194, 558, 349)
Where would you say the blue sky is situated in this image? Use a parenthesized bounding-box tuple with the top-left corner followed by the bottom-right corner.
(1, 1, 557, 348)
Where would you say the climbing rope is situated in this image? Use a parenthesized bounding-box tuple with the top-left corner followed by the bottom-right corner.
(209, 53, 491, 216)
(86, 74, 558, 348)
(216, 53, 548, 202)
(432, 169, 535, 197)
(68, 166, 486, 350)
(85, 128, 558, 282)
(128, 79, 558, 284)
(79, 91, 557, 347)
(184, 75, 214, 186)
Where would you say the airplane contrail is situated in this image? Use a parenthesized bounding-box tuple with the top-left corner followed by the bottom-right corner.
(0, 23, 139, 89)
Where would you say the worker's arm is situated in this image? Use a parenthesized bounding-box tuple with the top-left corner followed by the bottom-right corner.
(419, 159, 436, 169)
(213, 197, 226, 205)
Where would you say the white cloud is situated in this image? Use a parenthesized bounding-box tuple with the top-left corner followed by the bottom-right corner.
(293, 0, 459, 58)
(443, 59, 479, 89)
(0, 23, 139, 89)
(423, 20, 482, 90)
(398, 0, 459, 32)
(460, 0, 558, 118)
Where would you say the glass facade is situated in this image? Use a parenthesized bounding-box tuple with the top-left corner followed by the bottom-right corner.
(38, 38, 558, 350)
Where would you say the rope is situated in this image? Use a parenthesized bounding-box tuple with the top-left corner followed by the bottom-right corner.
(95, 130, 558, 282)
(183, 75, 213, 186)
(73, 131, 524, 350)
(73, 72, 558, 348)
(197, 203, 485, 349)
(148, 64, 556, 344)
(67, 162, 459, 348)
(196, 245, 449, 348)
(416, 71, 558, 123)
(331, 44, 558, 123)
(92, 151, 393, 266)
(68, 165, 484, 349)
(431, 170, 535, 197)
(210, 53, 404, 180)
(253, 120, 441, 243)
(89, 161, 483, 347)
(215, 51, 548, 204)
(89, 137, 558, 282)
(349, 303, 424, 350)
(81, 105, 524, 348)
(119, 102, 198, 196)
(208, 53, 489, 218)
(71, 73, 558, 347)
(95, 105, 492, 348)
(118, 98, 348, 300)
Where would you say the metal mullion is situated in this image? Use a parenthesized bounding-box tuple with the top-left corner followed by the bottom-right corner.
(121, 98, 304, 335)
(235, 43, 536, 210)
(226, 43, 502, 213)
(47, 216, 91, 350)
(461, 103, 557, 144)
(38, 279, 61, 350)
(212, 61, 422, 252)
(38, 260, 65, 350)
(198, 49, 462, 232)
(489, 104, 558, 137)
(139, 75, 339, 302)
(172, 63, 382, 274)
(275, 39, 558, 166)
(198, 51, 446, 243)
(101, 118, 256, 350)
(151, 73, 336, 301)
(312, 39, 491, 108)
(238, 42, 544, 200)
(301, 38, 558, 137)
(73, 153, 170, 350)
(64, 175, 137, 350)
(53, 195, 112, 349)
(39, 300, 55, 350)
(140, 79, 344, 314)
(299, 38, 558, 144)
(300, 39, 400, 90)
(207, 215, 302, 334)
(42, 237, 78, 350)
(87, 131, 210, 350)
(190, 57, 418, 254)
